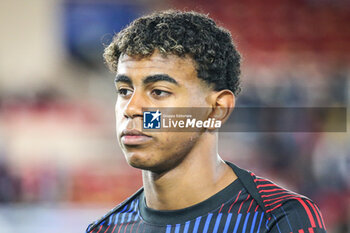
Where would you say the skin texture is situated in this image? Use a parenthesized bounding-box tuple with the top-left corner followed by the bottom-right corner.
(115, 50, 237, 210)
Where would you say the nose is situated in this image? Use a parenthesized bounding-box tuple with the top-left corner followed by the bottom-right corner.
(123, 90, 144, 119)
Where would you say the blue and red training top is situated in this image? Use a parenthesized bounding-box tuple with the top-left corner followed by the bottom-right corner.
(86, 162, 326, 233)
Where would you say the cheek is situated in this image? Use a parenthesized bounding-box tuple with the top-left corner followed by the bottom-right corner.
(115, 102, 125, 122)
(155, 132, 200, 155)
(176, 87, 209, 108)
(115, 99, 122, 113)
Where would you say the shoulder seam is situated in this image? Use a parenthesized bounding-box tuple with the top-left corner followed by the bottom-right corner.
(226, 161, 270, 215)
(254, 176, 312, 215)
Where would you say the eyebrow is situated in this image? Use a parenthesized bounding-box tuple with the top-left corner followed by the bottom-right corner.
(115, 74, 132, 85)
(143, 74, 179, 86)
(115, 74, 179, 86)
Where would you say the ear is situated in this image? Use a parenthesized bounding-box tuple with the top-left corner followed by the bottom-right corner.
(207, 90, 235, 125)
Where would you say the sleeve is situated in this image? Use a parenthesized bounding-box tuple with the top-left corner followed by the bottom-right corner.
(268, 198, 327, 233)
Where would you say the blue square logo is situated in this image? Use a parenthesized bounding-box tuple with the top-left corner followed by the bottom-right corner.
(143, 110, 161, 129)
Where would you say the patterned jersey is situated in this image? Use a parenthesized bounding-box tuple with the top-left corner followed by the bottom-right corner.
(86, 162, 326, 233)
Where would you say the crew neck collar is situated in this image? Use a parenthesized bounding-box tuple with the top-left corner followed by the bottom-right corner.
(139, 170, 243, 225)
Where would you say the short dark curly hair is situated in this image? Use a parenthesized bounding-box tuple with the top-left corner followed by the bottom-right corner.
(104, 10, 241, 96)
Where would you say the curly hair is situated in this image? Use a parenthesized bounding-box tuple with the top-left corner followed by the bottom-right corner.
(104, 10, 241, 95)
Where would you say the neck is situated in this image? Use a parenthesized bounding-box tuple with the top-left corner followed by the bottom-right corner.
(142, 133, 237, 210)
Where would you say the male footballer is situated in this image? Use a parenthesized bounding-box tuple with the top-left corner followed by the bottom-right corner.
(86, 10, 326, 233)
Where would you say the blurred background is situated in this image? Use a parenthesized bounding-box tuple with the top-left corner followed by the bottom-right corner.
(0, 0, 349, 232)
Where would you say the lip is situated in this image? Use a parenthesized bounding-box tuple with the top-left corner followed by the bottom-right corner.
(121, 129, 152, 145)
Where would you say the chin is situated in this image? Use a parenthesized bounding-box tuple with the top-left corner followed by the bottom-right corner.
(126, 152, 177, 174)
(125, 151, 157, 169)
(125, 150, 186, 174)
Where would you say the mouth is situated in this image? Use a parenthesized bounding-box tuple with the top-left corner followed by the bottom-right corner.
(121, 129, 152, 146)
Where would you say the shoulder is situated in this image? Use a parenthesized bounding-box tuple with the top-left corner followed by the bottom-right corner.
(85, 188, 143, 233)
(253, 175, 327, 232)
(269, 198, 327, 232)
(227, 162, 327, 232)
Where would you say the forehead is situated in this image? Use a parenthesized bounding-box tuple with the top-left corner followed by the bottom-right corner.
(117, 51, 198, 80)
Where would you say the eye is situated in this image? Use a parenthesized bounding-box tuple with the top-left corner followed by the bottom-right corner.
(151, 89, 172, 98)
(117, 88, 133, 97)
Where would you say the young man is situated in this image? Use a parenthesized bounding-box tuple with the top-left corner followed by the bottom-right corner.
(86, 10, 326, 233)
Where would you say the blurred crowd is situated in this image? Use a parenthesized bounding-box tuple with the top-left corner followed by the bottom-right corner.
(0, 0, 349, 232)
(0, 61, 348, 231)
